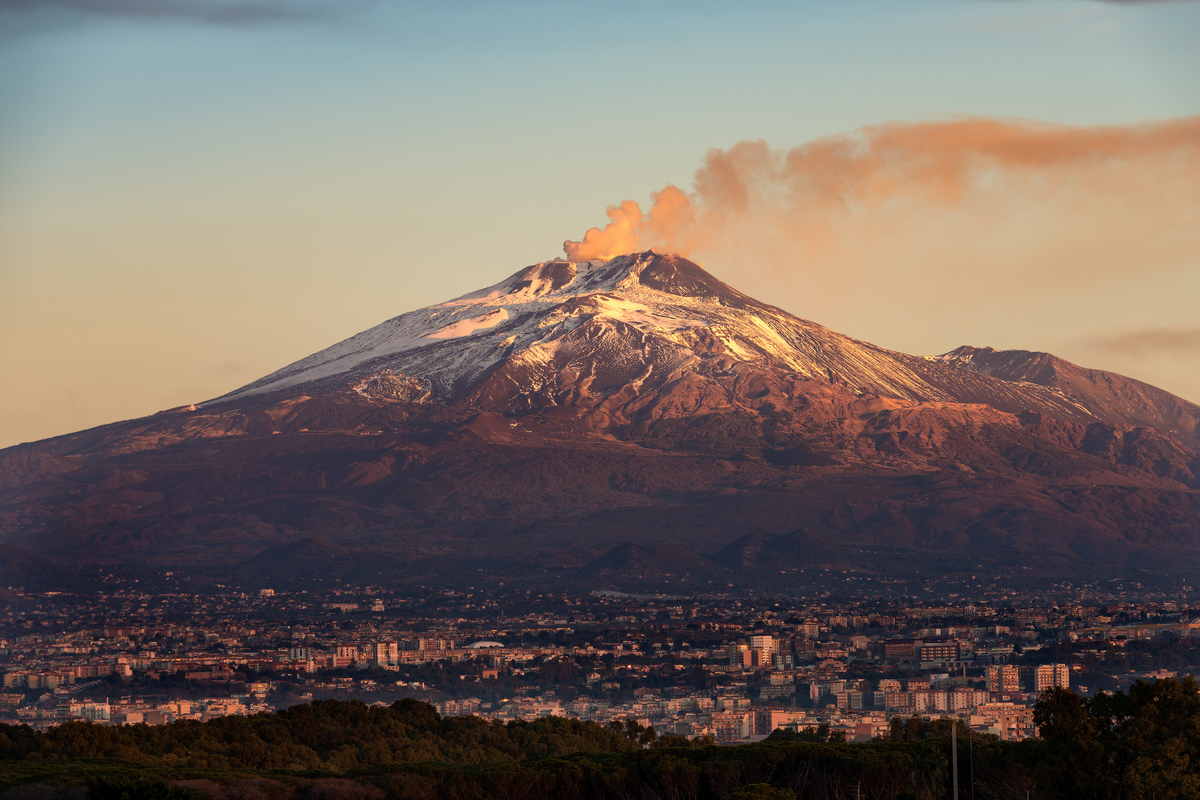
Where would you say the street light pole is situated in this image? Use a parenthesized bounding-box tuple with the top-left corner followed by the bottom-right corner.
(951, 718, 959, 800)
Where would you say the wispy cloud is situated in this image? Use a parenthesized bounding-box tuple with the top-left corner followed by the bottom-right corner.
(1085, 329, 1200, 356)
(0, 0, 367, 26)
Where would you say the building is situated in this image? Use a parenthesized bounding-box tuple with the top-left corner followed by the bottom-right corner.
(711, 710, 754, 742)
(949, 687, 989, 711)
(986, 664, 1021, 694)
(68, 700, 110, 722)
(883, 639, 918, 661)
(727, 643, 752, 668)
(418, 638, 455, 651)
(971, 702, 1036, 741)
(1034, 663, 1070, 693)
(748, 635, 778, 667)
(333, 645, 357, 668)
(755, 709, 808, 736)
(917, 641, 959, 665)
(797, 620, 821, 639)
(373, 641, 399, 667)
(836, 690, 865, 710)
(884, 691, 912, 712)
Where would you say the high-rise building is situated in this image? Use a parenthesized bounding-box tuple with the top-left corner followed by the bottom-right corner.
(374, 641, 399, 667)
(884, 691, 913, 712)
(711, 710, 754, 743)
(1054, 663, 1070, 689)
(950, 687, 989, 711)
(748, 635, 778, 667)
(986, 664, 1021, 694)
(1034, 663, 1070, 692)
(727, 643, 752, 667)
(333, 645, 357, 668)
(835, 690, 865, 710)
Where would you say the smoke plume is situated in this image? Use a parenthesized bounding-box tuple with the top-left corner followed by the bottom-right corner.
(564, 117, 1200, 264)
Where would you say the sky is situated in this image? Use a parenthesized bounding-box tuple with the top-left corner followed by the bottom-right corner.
(1, 0, 1198, 448)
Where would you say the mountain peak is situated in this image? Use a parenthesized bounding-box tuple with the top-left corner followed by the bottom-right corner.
(462, 251, 761, 308)
(212, 252, 783, 404)
(939, 345, 1067, 384)
(621, 251, 763, 308)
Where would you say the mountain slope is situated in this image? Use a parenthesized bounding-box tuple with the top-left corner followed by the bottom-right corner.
(1, 252, 1197, 589)
(940, 345, 1200, 445)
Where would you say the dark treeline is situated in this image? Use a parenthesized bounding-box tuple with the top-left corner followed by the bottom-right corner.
(0, 678, 1197, 799)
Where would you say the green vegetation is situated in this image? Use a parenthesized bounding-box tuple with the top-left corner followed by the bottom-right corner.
(1, 678, 1197, 799)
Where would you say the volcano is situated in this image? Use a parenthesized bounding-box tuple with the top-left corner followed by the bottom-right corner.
(2, 252, 1198, 589)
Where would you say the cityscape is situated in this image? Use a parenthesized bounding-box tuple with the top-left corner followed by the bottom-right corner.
(4, 578, 1196, 746)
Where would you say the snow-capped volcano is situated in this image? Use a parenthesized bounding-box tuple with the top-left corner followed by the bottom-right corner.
(3, 251, 1199, 591)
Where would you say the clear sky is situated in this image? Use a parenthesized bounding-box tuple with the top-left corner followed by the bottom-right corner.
(2, 0, 1198, 447)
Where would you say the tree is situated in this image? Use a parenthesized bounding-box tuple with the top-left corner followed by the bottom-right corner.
(728, 784, 795, 800)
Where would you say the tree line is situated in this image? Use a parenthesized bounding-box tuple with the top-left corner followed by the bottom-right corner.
(0, 677, 1196, 799)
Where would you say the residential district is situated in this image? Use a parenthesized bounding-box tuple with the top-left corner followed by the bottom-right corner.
(2, 575, 1198, 744)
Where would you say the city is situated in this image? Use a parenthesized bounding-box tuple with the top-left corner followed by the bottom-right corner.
(4, 578, 1197, 745)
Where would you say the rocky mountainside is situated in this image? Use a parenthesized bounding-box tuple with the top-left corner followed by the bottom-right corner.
(2, 252, 1198, 589)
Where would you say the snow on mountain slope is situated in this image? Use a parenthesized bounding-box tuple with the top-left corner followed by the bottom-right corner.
(212, 252, 1105, 429)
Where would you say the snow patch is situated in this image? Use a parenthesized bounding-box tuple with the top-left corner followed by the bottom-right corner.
(426, 308, 509, 340)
